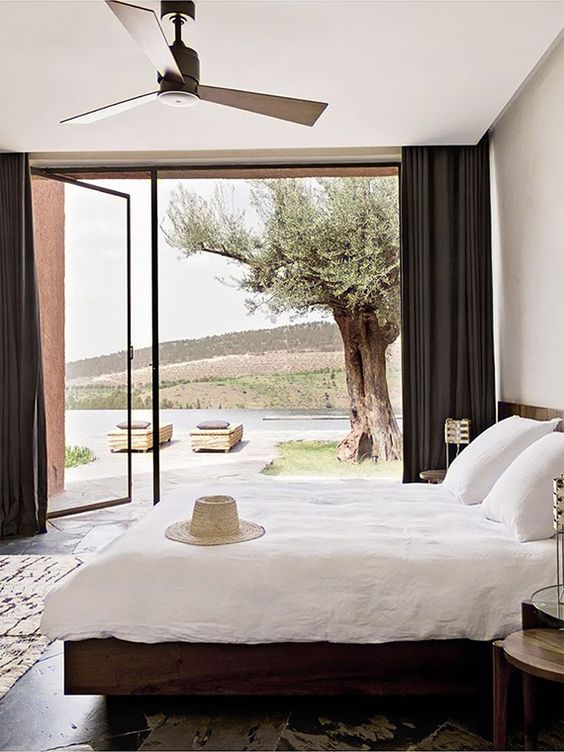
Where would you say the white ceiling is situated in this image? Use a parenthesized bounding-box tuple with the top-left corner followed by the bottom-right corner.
(1, 0, 563, 156)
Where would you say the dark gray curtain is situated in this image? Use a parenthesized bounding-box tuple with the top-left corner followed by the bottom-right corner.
(0, 154, 48, 536)
(400, 134, 495, 482)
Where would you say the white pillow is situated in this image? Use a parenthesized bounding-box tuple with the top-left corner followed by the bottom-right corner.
(443, 416, 561, 505)
(482, 432, 564, 541)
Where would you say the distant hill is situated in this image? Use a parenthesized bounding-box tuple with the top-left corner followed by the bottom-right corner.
(66, 321, 342, 380)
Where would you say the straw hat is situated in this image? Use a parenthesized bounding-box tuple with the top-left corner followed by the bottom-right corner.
(165, 495, 265, 546)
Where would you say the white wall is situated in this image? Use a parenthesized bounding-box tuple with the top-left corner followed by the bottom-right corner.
(491, 34, 564, 408)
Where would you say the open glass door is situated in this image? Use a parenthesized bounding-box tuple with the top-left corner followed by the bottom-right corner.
(32, 171, 133, 517)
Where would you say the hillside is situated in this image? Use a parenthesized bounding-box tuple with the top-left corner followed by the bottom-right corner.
(64, 321, 402, 413)
(68, 350, 345, 388)
(66, 321, 341, 380)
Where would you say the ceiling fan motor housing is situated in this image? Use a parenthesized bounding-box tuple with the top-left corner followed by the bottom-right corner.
(160, 43, 200, 97)
(160, 1, 195, 24)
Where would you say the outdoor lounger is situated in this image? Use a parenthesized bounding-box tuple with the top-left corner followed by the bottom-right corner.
(107, 424, 173, 453)
(190, 424, 243, 453)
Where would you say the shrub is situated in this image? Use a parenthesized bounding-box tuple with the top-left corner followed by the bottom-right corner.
(65, 445, 96, 468)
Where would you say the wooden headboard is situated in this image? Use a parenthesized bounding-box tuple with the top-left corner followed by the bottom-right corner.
(498, 401, 564, 431)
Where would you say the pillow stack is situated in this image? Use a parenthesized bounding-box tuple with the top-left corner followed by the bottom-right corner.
(443, 416, 560, 504)
(442, 415, 562, 541)
(482, 432, 564, 542)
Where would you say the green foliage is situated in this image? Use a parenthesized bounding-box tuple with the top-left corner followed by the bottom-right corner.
(65, 348, 402, 412)
(262, 441, 402, 478)
(66, 385, 130, 409)
(64, 370, 350, 411)
(164, 177, 400, 330)
(65, 445, 96, 468)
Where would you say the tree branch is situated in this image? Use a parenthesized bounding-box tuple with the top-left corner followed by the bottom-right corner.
(196, 244, 249, 265)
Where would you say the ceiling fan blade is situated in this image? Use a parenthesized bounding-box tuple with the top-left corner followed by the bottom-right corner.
(106, 0, 184, 84)
(198, 85, 328, 126)
(61, 90, 159, 124)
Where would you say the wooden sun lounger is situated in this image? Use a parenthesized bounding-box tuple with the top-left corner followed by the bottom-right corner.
(190, 424, 243, 453)
(107, 424, 173, 453)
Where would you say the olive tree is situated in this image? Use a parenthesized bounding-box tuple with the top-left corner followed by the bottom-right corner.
(164, 176, 401, 462)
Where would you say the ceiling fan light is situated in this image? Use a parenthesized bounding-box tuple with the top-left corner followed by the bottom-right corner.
(158, 90, 198, 107)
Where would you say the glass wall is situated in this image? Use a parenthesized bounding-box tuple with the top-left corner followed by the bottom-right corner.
(156, 168, 402, 487)
(35, 165, 401, 514)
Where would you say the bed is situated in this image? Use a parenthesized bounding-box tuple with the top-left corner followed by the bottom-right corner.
(42, 461, 555, 695)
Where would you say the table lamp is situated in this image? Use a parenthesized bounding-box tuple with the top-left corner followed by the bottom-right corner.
(553, 475, 564, 610)
(444, 418, 471, 470)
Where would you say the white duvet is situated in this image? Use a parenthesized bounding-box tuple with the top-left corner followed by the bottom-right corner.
(41, 480, 555, 644)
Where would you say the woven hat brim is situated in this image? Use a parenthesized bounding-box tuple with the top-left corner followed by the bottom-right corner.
(165, 519, 265, 546)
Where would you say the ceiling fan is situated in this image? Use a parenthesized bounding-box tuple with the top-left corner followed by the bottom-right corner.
(62, 0, 328, 126)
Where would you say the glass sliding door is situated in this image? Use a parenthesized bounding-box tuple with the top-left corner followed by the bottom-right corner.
(32, 172, 133, 516)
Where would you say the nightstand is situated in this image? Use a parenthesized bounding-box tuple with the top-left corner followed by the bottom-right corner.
(493, 628, 564, 750)
(419, 469, 446, 484)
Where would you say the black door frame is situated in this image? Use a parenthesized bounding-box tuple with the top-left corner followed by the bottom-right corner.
(32, 161, 401, 507)
(150, 170, 160, 504)
(31, 169, 133, 515)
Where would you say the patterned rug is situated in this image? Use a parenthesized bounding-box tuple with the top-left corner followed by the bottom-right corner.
(409, 722, 492, 750)
(0, 554, 84, 698)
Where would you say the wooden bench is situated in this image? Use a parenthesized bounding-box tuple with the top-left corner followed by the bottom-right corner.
(190, 424, 243, 453)
(107, 424, 173, 453)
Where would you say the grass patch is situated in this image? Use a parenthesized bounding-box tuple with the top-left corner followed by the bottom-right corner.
(262, 440, 402, 478)
(65, 445, 96, 469)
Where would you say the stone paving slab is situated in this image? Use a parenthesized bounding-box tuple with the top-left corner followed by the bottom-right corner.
(50, 429, 346, 515)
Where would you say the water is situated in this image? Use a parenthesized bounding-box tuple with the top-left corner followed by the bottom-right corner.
(67, 408, 351, 435)
(66, 408, 403, 439)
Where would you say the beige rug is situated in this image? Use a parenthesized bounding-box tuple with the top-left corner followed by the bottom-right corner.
(0, 554, 84, 698)
(410, 721, 492, 751)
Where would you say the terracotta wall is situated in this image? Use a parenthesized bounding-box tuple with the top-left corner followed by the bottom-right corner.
(32, 178, 65, 497)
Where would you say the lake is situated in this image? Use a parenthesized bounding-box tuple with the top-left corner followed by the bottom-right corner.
(66, 408, 403, 437)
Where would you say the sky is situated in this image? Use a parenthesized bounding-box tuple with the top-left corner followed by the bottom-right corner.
(64, 178, 324, 363)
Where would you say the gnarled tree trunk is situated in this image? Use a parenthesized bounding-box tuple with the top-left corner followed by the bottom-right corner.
(334, 311, 402, 464)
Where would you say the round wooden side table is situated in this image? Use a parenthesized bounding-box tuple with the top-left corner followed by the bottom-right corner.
(531, 585, 564, 628)
(419, 469, 446, 484)
(493, 629, 564, 750)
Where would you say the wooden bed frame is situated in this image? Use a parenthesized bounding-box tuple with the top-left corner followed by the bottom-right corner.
(497, 401, 564, 429)
(63, 400, 556, 696)
(64, 638, 490, 695)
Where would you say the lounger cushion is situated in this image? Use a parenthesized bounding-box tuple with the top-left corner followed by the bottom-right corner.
(116, 421, 151, 430)
(196, 420, 230, 430)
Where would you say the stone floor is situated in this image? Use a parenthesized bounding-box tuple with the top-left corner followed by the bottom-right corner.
(51, 427, 347, 515)
(0, 648, 562, 752)
(1, 479, 563, 751)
